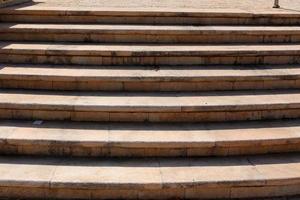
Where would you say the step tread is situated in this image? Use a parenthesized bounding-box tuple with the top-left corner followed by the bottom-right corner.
(2, 23, 300, 34)
(1, 119, 300, 148)
(0, 89, 300, 112)
(2, 42, 300, 56)
(0, 153, 299, 189)
(1, 6, 299, 17)
(1, 64, 300, 81)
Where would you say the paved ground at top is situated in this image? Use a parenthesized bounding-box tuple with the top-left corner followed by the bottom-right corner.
(26, 0, 300, 12)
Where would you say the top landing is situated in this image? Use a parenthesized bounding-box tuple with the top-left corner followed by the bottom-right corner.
(2, 0, 300, 16)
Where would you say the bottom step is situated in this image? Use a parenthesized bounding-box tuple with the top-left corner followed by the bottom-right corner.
(1, 119, 300, 157)
(0, 153, 300, 199)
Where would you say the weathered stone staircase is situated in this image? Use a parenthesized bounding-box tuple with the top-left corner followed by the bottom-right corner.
(1, 4, 300, 199)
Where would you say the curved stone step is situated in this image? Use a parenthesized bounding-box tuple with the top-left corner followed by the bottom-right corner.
(1, 89, 300, 122)
(1, 42, 300, 66)
(1, 6, 300, 25)
(1, 23, 300, 43)
(0, 153, 300, 199)
(1, 64, 300, 91)
(1, 119, 300, 157)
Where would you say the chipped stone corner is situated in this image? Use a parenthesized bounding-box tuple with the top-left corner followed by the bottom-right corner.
(0, 0, 32, 8)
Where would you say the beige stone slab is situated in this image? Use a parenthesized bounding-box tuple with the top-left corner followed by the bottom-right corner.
(107, 123, 214, 148)
(159, 157, 265, 188)
(51, 158, 162, 190)
(1, 3, 300, 17)
(2, 42, 300, 57)
(73, 93, 182, 112)
(108, 120, 300, 148)
(1, 119, 300, 156)
(249, 154, 300, 185)
(0, 156, 59, 187)
(2, 1, 300, 27)
(2, 23, 300, 35)
(206, 120, 300, 146)
(5, 121, 109, 146)
(0, 154, 299, 199)
(2, 0, 294, 14)
(2, 15, 298, 27)
(0, 121, 16, 140)
(1, 90, 300, 112)
(0, 6, 253, 17)
(0, 90, 77, 110)
(1, 64, 300, 82)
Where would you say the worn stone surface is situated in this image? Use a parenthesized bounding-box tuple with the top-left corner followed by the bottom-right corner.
(2, 0, 300, 12)
(2, 90, 300, 122)
(2, 42, 300, 66)
(1, 1, 300, 199)
(1, 119, 300, 157)
(2, 24, 300, 44)
(1, 64, 300, 91)
(0, 89, 300, 112)
(0, 154, 300, 199)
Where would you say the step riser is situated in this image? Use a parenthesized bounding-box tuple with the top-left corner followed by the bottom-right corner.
(1, 54, 300, 66)
(1, 141, 300, 157)
(1, 15, 300, 25)
(1, 32, 300, 44)
(1, 79, 299, 91)
(0, 182, 300, 200)
(1, 108, 300, 122)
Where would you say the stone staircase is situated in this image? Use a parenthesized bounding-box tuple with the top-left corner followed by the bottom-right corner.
(1, 4, 300, 200)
